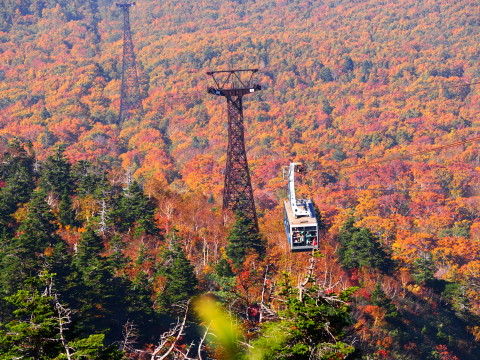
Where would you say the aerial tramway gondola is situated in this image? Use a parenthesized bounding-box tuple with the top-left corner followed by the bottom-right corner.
(283, 163, 319, 252)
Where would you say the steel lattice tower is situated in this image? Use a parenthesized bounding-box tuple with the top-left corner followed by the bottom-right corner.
(116, 2, 143, 124)
(207, 69, 262, 229)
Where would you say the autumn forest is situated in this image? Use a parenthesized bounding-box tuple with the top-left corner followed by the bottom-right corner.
(0, 0, 479, 359)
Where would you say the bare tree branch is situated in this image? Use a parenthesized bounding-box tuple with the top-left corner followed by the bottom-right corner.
(150, 301, 190, 360)
(121, 320, 138, 352)
(54, 294, 74, 360)
(197, 321, 211, 360)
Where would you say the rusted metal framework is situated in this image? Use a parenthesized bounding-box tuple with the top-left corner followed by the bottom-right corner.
(117, 2, 143, 124)
(207, 69, 262, 229)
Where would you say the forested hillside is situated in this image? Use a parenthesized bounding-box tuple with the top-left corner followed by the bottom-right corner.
(0, 0, 479, 358)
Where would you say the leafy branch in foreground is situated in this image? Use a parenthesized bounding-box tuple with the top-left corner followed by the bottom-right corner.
(249, 270, 358, 360)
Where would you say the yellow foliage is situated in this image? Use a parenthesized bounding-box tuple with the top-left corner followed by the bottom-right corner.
(468, 326, 480, 342)
(12, 204, 29, 223)
(193, 294, 241, 359)
(44, 246, 55, 257)
(406, 284, 421, 294)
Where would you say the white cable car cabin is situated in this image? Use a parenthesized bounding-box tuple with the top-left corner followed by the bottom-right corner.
(283, 163, 319, 252)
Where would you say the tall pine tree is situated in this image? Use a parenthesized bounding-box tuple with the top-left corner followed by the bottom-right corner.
(337, 217, 391, 272)
(0, 274, 123, 360)
(112, 181, 158, 235)
(157, 239, 198, 311)
(39, 145, 73, 196)
(0, 189, 68, 298)
(71, 160, 109, 197)
(64, 228, 155, 343)
(0, 140, 36, 232)
(59, 189, 77, 227)
(65, 228, 120, 339)
(226, 211, 265, 269)
(250, 273, 357, 359)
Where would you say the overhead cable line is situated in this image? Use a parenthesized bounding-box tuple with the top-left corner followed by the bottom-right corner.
(325, 134, 480, 173)
(416, 80, 480, 91)
(323, 185, 447, 193)
(299, 136, 480, 194)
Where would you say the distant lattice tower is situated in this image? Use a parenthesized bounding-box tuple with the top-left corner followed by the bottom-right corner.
(207, 69, 262, 230)
(116, 2, 143, 124)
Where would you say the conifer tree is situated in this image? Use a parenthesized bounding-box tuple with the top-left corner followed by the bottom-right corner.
(123, 270, 156, 336)
(108, 234, 128, 270)
(157, 241, 198, 310)
(71, 160, 109, 197)
(0, 189, 68, 297)
(65, 228, 155, 342)
(0, 288, 63, 359)
(113, 181, 158, 235)
(412, 255, 436, 285)
(74, 227, 104, 267)
(226, 211, 265, 269)
(0, 140, 36, 231)
(337, 217, 391, 272)
(0, 275, 123, 360)
(15, 189, 62, 251)
(250, 274, 357, 359)
(216, 257, 235, 278)
(59, 189, 77, 227)
(371, 282, 399, 321)
(39, 145, 73, 196)
(66, 228, 118, 336)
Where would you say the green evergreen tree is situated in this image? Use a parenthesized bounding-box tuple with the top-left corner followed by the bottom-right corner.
(342, 56, 355, 71)
(226, 211, 265, 268)
(74, 228, 104, 265)
(412, 255, 436, 285)
(71, 160, 109, 197)
(14, 189, 62, 253)
(0, 288, 63, 359)
(0, 140, 36, 231)
(0, 277, 123, 360)
(59, 189, 77, 227)
(216, 257, 235, 278)
(157, 240, 198, 310)
(318, 67, 334, 82)
(441, 282, 470, 315)
(371, 282, 399, 321)
(123, 270, 156, 335)
(39, 145, 73, 195)
(65, 228, 155, 343)
(40, 107, 51, 120)
(337, 217, 391, 272)
(250, 274, 357, 359)
(123, 245, 156, 329)
(322, 99, 334, 115)
(65, 228, 118, 336)
(108, 234, 128, 270)
(113, 181, 158, 235)
(0, 189, 68, 297)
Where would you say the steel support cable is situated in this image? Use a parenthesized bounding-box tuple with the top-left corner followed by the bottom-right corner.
(311, 80, 480, 176)
(301, 136, 480, 193)
(324, 134, 480, 173)
(322, 185, 447, 193)
(412, 80, 480, 91)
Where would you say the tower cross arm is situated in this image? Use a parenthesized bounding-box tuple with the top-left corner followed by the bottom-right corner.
(116, 2, 136, 8)
(207, 85, 261, 97)
(206, 69, 258, 75)
(206, 68, 261, 93)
